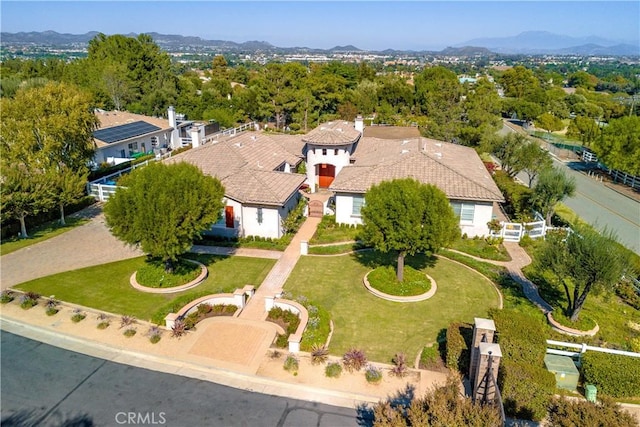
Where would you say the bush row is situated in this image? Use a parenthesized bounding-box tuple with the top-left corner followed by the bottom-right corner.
(581, 351, 640, 398)
(493, 170, 532, 221)
(445, 322, 472, 375)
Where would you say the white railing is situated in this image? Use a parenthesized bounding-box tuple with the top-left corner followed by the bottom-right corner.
(491, 220, 548, 242)
(609, 169, 640, 190)
(203, 121, 257, 145)
(546, 339, 640, 359)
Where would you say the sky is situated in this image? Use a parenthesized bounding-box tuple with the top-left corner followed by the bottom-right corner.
(1, 1, 639, 51)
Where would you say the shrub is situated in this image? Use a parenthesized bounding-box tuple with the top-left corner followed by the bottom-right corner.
(96, 313, 110, 329)
(0, 290, 15, 304)
(19, 291, 40, 309)
(343, 348, 367, 372)
(310, 344, 329, 365)
(45, 297, 60, 316)
(268, 306, 301, 348)
(71, 309, 86, 323)
(283, 354, 299, 375)
(581, 352, 640, 398)
(146, 326, 162, 344)
(493, 170, 533, 220)
(120, 315, 136, 329)
(365, 365, 383, 384)
(548, 396, 638, 427)
(171, 319, 187, 338)
(269, 350, 282, 359)
(97, 321, 110, 330)
(445, 322, 472, 373)
(616, 281, 640, 310)
(123, 328, 137, 338)
(325, 362, 342, 378)
(184, 312, 199, 330)
(391, 353, 409, 378)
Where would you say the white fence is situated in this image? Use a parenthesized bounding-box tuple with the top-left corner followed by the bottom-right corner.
(491, 220, 548, 242)
(546, 339, 640, 359)
(202, 121, 256, 145)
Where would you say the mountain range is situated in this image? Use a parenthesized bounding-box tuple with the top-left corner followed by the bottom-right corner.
(1, 30, 638, 56)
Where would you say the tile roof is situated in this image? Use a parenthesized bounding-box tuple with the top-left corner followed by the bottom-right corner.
(330, 137, 504, 203)
(166, 132, 305, 206)
(302, 120, 361, 146)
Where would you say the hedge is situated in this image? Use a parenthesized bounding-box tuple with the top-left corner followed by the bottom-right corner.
(445, 322, 472, 374)
(581, 352, 640, 398)
(491, 309, 555, 421)
(548, 396, 638, 427)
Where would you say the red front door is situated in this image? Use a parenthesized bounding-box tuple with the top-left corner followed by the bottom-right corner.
(225, 206, 234, 228)
(318, 163, 335, 188)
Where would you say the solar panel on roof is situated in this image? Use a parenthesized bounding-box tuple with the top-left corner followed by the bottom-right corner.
(93, 121, 161, 144)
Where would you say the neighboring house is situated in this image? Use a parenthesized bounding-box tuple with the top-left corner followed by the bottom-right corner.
(167, 131, 305, 239)
(92, 109, 174, 166)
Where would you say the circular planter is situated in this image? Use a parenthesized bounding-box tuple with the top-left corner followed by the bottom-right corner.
(547, 312, 600, 337)
(363, 270, 437, 302)
(130, 259, 208, 294)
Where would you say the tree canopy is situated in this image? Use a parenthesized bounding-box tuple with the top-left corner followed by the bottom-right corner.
(104, 162, 225, 271)
(531, 168, 576, 226)
(536, 227, 629, 322)
(592, 115, 640, 176)
(361, 179, 460, 281)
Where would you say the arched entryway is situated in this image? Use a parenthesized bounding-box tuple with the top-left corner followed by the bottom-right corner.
(317, 163, 336, 188)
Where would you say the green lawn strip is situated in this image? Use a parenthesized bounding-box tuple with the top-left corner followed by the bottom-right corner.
(307, 242, 368, 255)
(15, 255, 275, 323)
(523, 265, 640, 348)
(1, 217, 89, 256)
(449, 237, 512, 262)
(284, 251, 500, 363)
(136, 258, 201, 288)
(195, 235, 291, 251)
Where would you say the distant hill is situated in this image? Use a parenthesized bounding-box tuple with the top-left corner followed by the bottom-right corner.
(2, 30, 638, 56)
(439, 46, 493, 56)
(458, 30, 639, 55)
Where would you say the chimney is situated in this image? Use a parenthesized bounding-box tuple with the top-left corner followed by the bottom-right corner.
(168, 106, 177, 128)
(354, 115, 364, 133)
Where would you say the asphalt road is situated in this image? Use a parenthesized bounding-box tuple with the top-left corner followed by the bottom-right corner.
(558, 159, 640, 255)
(0, 331, 365, 427)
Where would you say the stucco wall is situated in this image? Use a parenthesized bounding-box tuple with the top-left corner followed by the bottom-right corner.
(335, 193, 364, 226)
(95, 130, 171, 163)
(306, 144, 353, 191)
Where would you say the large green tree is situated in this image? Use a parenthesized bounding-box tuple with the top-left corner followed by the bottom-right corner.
(414, 66, 462, 142)
(537, 227, 628, 322)
(591, 115, 640, 176)
(531, 168, 576, 226)
(361, 179, 460, 281)
(104, 162, 225, 272)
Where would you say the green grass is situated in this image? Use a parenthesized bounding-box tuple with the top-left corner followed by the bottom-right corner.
(196, 234, 291, 251)
(449, 237, 512, 261)
(309, 216, 361, 244)
(136, 258, 201, 288)
(308, 243, 369, 255)
(367, 265, 431, 296)
(15, 254, 275, 323)
(284, 251, 501, 363)
(0, 217, 89, 256)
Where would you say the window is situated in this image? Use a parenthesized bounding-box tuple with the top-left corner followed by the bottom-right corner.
(322, 148, 327, 156)
(352, 195, 365, 216)
(128, 142, 138, 152)
(151, 136, 159, 147)
(334, 149, 339, 155)
(451, 202, 475, 223)
(257, 207, 263, 224)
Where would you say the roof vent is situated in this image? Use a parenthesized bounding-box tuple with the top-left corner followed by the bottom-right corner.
(435, 142, 442, 147)
(337, 128, 342, 132)
(320, 127, 326, 130)
(435, 152, 442, 158)
(402, 140, 409, 145)
(401, 149, 410, 154)
(234, 142, 242, 148)
(251, 135, 257, 140)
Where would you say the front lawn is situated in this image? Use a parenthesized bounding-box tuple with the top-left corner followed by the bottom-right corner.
(309, 215, 361, 244)
(1, 217, 89, 256)
(284, 251, 501, 363)
(449, 236, 511, 261)
(15, 254, 275, 324)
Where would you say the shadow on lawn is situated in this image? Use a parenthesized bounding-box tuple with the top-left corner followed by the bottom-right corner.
(351, 250, 437, 271)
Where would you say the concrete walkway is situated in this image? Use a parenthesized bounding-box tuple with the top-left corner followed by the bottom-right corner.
(240, 216, 322, 321)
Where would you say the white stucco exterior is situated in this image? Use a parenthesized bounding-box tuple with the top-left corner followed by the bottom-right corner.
(206, 192, 301, 240)
(334, 193, 495, 237)
(95, 129, 171, 164)
(305, 144, 353, 191)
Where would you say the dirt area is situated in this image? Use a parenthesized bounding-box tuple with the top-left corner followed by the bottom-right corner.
(363, 126, 421, 139)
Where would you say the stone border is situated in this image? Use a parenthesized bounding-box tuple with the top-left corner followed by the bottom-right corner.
(265, 297, 309, 353)
(547, 312, 600, 337)
(130, 259, 208, 294)
(363, 270, 437, 302)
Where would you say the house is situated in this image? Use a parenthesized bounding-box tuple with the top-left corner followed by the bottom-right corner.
(92, 109, 174, 166)
(170, 114, 504, 238)
(167, 131, 305, 239)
